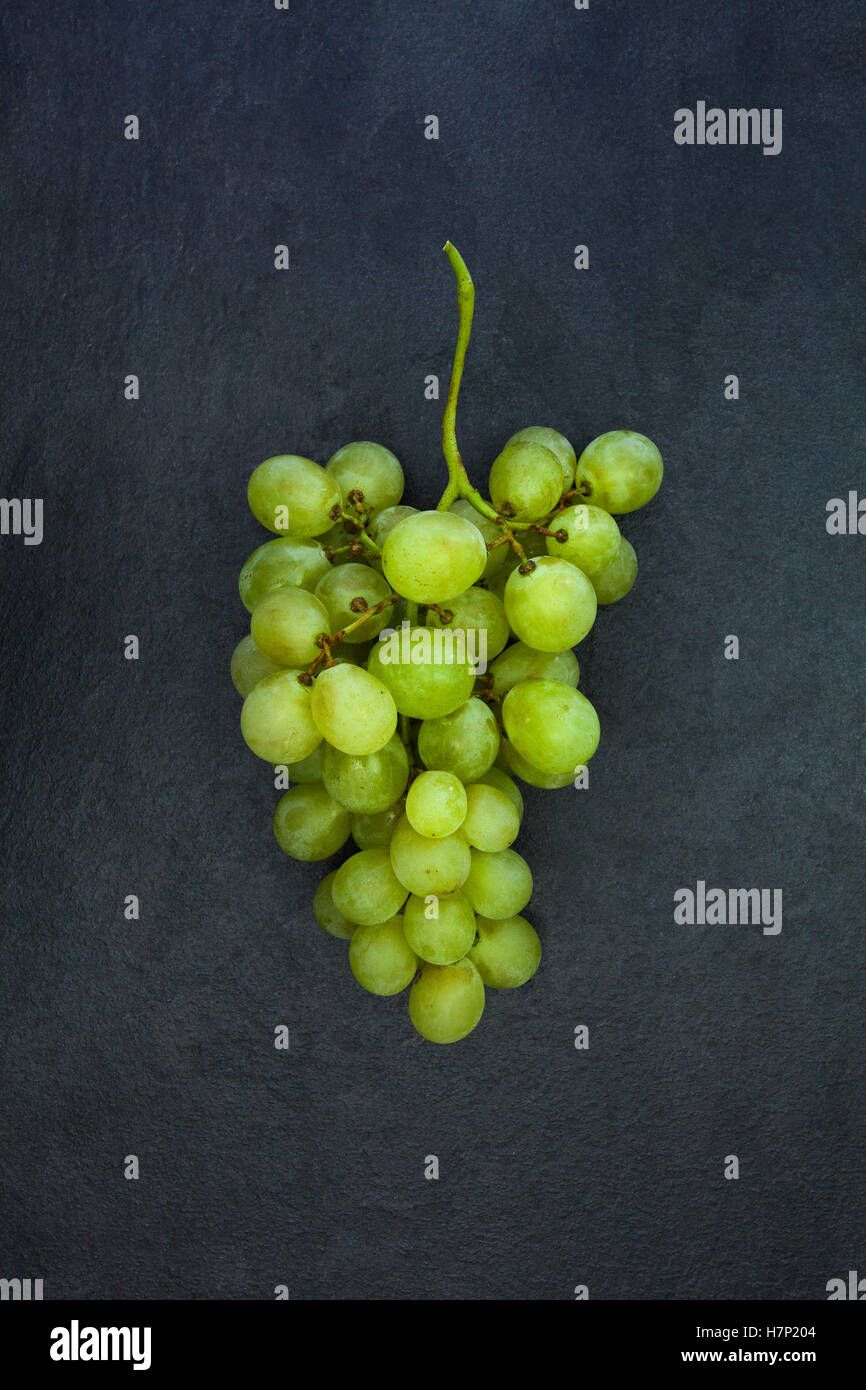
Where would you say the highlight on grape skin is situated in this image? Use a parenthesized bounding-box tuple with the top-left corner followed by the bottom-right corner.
(232, 242, 663, 1043)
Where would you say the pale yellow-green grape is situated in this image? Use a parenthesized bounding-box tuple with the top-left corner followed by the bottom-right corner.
(405, 770, 467, 839)
(502, 678, 600, 775)
(287, 743, 325, 783)
(574, 430, 663, 514)
(416, 697, 500, 782)
(403, 890, 476, 965)
(488, 441, 563, 521)
(322, 736, 409, 814)
(314, 563, 393, 642)
(545, 504, 621, 576)
(310, 663, 397, 755)
(390, 815, 471, 896)
(367, 628, 475, 718)
(461, 783, 520, 852)
(504, 556, 597, 651)
(591, 537, 638, 604)
(472, 766, 524, 819)
(462, 847, 533, 919)
(273, 784, 352, 862)
(325, 441, 404, 515)
(239, 536, 331, 611)
(470, 915, 541, 989)
(230, 634, 285, 697)
(497, 740, 577, 789)
(449, 499, 507, 578)
(250, 587, 331, 666)
(408, 959, 485, 1043)
(488, 641, 580, 699)
(425, 585, 510, 661)
(247, 455, 341, 537)
(241, 670, 322, 764)
(366, 505, 419, 563)
(332, 848, 408, 926)
(505, 426, 576, 492)
(381, 510, 486, 602)
(350, 800, 404, 850)
(313, 871, 356, 939)
(349, 915, 417, 995)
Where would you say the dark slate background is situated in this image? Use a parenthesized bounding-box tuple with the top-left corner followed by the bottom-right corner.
(1, 0, 864, 1301)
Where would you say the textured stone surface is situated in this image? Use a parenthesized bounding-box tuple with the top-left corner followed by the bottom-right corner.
(1, 0, 864, 1299)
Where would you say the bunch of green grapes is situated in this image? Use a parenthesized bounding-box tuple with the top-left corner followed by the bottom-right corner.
(230, 245, 663, 1044)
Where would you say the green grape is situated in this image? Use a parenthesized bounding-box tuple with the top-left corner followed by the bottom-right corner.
(502, 678, 600, 775)
(405, 770, 467, 839)
(332, 848, 408, 926)
(381, 510, 487, 603)
(241, 670, 322, 764)
(488, 441, 563, 521)
(367, 628, 475, 719)
(273, 784, 351, 862)
(403, 890, 476, 965)
(408, 959, 485, 1043)
(310, 663, 397, 755)
(470, 915, 541, 989)
(313, 870, 356, 939)
(349, 915, 418, 995)
(591, 537, 638, 604)
(390, 815, 471, 896)
(504, 556, 596, 651)
(461, 783, 520, 852)
(287, 743, 325, 783)
(322, 735, 409, 814)
(239, 536, 331, 612)
(574, 430, 663, 514)
(351, 799, 404, 850)
(505, 426, 575, 492)
(314, 563, 393, 643)
(250, 587, 331, 666)
(449, 499, 506, 578)
(367, 504, 419, 549)
(485, 526, 548, 602)
(416, 698, 500, 782)
(247, 455, 341, 537)
(326, 441, 404, 516)
(462, 847, 533, 919)
(497, 739, 577, 789)
(425, 585, 510, 662)
(488, 641, 580, 699)
(471, 766, 524, 820)
(231, 634, 285, 697)
(545, 504, 621, 576)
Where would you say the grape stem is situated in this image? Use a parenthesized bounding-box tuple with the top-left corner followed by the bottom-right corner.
(300, 595, 398, 681)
